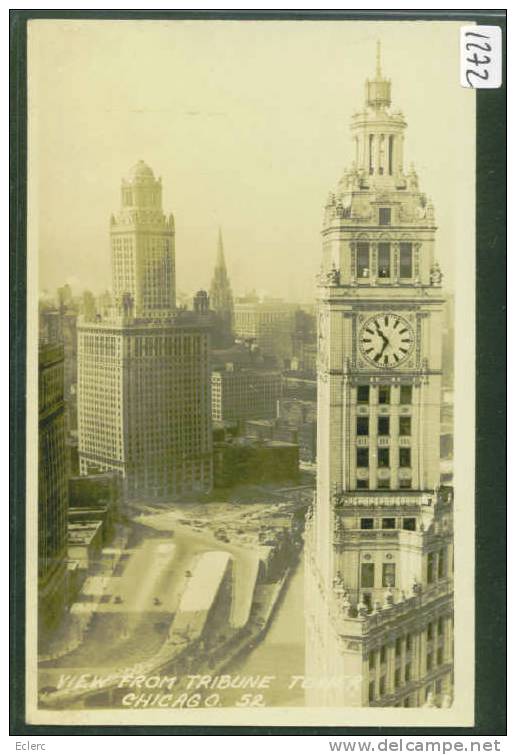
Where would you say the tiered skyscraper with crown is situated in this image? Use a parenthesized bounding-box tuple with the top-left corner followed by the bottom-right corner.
(305, 47, 454, 708)
(78, 161, 213, 500)
(209, 229, 234, 348)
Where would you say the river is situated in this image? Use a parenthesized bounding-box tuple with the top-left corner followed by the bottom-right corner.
(226, 555, 306, 707)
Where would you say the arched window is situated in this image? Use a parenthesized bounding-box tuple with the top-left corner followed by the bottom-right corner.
(379, 135, 385, 175)
(369, 134, 374, 175)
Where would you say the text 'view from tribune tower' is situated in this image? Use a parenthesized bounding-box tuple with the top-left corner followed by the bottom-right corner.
(305, 46, 454, 708)
(78, 161, 213, 500)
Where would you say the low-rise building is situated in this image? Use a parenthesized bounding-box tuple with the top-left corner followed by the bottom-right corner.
(67, 521, 104, 573)
(213, 438, 299, 489)
(211, 364, 282, 425)
(282, 371, 317, 401)
(69, 471, 121, 543)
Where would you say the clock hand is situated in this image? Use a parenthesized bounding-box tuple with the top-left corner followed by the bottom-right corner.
(375, 325, 389, 342)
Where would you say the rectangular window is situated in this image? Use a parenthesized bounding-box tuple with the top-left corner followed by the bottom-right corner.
(368, 681, 375, 703)
(427, 622, 434, 640)
(378, 416, 390, 436)
(357, 448, 369, 467)
(379, 676, 386, 696)
(427, 652, 433, 672)
(380, 646, 386, 664)
(405, 663, 412, 682)
(399, 478, 412, 489)
(394, 668, 401, 689)
(357, 385, 370, 404)
(377, 477, 390, 490)
(361, 563, 375, 588)
(406, 633, 412, 652)
(382, 562, 396, 587)
(378, 242, 391, 277)
(382, 517, 396, 529)
(438, 618, 444, 636)
(378, 448, 390, 468)
(369, 651, 376, 669)
(360, 518, 374, 530)
(403, 517, 416, 531)
(357, 243, 370, 278)
(437, 648, 444, 666)
(395, 638, 402, 656)
(378, 386, 391, 404)
(399, 448, 411, 468)
(438, 548, 445, 579)
(400, 242, 413, 278)
(399, 416, 412, 436)
(357, 416, 369, 436)
(357, 478, 369, 489)
(427, 552, 436, 583)
(400, 385, 413, 404)
(379, 208, 391, 226)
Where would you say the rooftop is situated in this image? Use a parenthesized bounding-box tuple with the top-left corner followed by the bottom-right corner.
(178, 551, 231, 613)
(127, 159, 155, 182)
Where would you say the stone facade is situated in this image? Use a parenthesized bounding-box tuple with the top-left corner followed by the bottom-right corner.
(305, 47, 453, 708)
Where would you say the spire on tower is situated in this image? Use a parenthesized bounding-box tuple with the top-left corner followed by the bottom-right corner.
(216, 227, 227, 271)
(365, 40, 391, 109)
(209, 227, 234, 347)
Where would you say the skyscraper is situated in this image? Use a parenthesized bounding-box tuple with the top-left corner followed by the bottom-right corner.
(39, 342, 69, 640)
(305, 47, 453, 708)
(111, 160, 176, 318)
(209, 229, 234, 348)
(78, 162, 212, 500)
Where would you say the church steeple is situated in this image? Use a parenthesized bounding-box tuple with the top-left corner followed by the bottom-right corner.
(216, 228, 226, 270)
(209, 228, 234, 347)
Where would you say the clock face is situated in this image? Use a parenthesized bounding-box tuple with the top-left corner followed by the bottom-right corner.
(359, 313, 415, 368)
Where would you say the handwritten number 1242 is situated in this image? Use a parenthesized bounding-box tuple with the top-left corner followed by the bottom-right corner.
(465, 31, 492, 86)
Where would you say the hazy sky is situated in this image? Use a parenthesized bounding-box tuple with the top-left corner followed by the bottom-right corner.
(29, 19, 474, 302)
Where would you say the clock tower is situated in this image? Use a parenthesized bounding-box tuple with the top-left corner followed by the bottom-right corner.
(305, 45, 454, 708)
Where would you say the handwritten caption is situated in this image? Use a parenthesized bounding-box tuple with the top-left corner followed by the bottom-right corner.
(460, 26, 502, 89)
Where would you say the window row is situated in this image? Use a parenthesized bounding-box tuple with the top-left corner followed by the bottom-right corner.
(357, 415, 411, 437)
(357, 447, 412, 468)
(427, 549, 448, 583)
(357, 385, 412, 405)
(361, 561, 396, 588)
(356, 242, 413, 280)
(360, 517, 416, 531)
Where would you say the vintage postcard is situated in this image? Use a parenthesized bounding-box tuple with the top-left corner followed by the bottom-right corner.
(21, 15, 483, 728)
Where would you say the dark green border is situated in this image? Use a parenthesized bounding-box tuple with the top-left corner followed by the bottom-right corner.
(10, 8, 507, 737)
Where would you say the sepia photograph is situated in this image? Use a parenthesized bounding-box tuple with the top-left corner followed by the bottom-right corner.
(16, 13, 493, 729)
